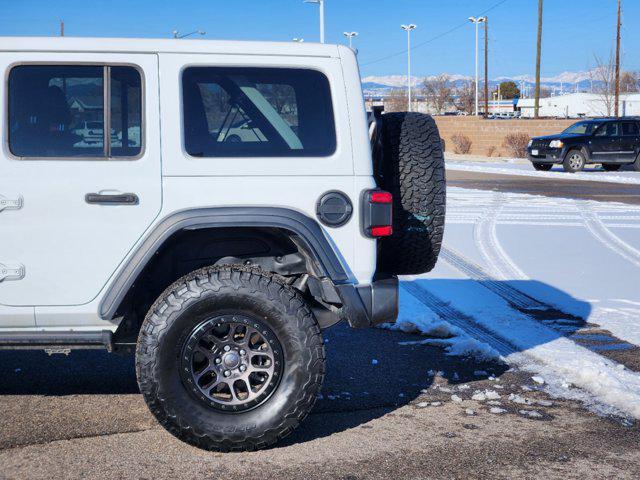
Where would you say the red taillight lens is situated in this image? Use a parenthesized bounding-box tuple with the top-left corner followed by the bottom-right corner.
(370, 191, 393, 204)
(371, 225, 393, 237)
(363, 189, 393, 238)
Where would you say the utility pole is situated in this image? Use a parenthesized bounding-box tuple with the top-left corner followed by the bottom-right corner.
(468, 17, 486, 116)
(401, 24, 417, 112)
(484, 18, 489, 116)
(614, 0, 621, 116)
(534, 0, 543, 118)
(60, 20, 64, 37)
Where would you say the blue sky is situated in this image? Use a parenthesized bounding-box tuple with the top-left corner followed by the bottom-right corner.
(1, 0, 638, 78)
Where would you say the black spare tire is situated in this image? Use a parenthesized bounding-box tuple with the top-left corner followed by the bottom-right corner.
(373, 112, 446, 275)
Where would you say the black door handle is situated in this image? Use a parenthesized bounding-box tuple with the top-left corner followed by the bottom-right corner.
(85, 193, 139, 205)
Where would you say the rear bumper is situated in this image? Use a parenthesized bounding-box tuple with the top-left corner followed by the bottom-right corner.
(336, 275, 399, 328)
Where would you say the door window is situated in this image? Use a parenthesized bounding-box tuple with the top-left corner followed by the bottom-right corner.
(182, 67, 336, 157)
(594, 122, 621, 137)
(622, 122, 639, 136)
(8, 65, 142, 159)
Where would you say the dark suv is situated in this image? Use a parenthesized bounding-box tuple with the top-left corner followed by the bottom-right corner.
(527, 118, 640, 173)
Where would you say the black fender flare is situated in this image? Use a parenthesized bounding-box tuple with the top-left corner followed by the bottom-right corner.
(99, 207, 350, 320)
(564, 145, 590, 162)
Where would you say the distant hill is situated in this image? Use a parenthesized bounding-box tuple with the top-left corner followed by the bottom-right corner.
(359, 69, 638, 98)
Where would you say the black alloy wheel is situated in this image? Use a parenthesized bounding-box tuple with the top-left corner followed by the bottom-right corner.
(180, 315, 284, 413)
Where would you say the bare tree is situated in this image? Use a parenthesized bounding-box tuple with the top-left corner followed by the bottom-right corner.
(384, 88, 408, 112)
(422, 74, 454, 114)
(591, 53, 616, 116)
(455, 81, 475, 114)
(620, 71, 639, 93)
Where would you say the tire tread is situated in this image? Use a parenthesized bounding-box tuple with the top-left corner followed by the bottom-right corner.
(136, 265, 325, 452)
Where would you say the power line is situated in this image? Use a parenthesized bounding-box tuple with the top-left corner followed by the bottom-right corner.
(360, 0, 509, 67)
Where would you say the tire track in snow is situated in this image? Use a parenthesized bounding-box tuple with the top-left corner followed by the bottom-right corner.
(401, 282, 515, 356)
(441, 247, 545, 311)
(579, 202, 640, 269)
(473, 191, 528, 280)
(440, 246, 639, 368)
(403, 280, 640, 419)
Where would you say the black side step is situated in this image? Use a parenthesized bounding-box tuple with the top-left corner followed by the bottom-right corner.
(0, 330, 114, 352)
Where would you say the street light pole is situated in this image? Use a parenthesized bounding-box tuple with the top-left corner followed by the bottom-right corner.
(304, 0, 325, 43)
(401, 24, 417, 112)
(343, 31, 358, 50)
(468, 16, 486, 116)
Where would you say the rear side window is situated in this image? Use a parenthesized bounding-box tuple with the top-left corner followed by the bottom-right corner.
(8, 65, 142, 159)
(622, 122, 639, 136)
(594, 122, 621, 137)
(182, 67, 336, 157)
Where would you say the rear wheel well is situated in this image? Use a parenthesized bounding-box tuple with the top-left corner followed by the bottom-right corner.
(112, 226, 341, 347)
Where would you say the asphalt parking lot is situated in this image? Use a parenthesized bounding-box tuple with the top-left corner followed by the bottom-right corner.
(1, 321, 639, 480)
(2, 168, 640, 479)
(447, 168, 640, 205)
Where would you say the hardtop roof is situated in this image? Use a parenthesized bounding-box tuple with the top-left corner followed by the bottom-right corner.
(580, 117, 640, 123)
(0, 36, 341, 58)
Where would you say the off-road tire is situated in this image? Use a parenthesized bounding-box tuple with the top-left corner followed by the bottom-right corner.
(374, 112, 446, 275)
(136, 265, 325, 452)
(602, 164, 621, 171)
(532, 162, 553, 171)
(563, 149, 586, 173)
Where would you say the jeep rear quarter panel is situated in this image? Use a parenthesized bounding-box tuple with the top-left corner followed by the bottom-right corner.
(156, 47, 376, 285)
(0, 38, 376, 330)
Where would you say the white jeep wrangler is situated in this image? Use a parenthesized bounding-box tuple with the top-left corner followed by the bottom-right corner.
(0, 37, 445, 451)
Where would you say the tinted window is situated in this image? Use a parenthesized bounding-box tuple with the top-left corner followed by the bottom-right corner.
(563, 121, 600, 135)
(8, 65, 142, 158)
(110, 66, 142, 156)
(594, 122, 621, 137)
(182, 67, 336, 157)
(622, 122, 639, 136)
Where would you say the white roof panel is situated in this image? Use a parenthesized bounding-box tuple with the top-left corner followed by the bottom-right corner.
(0, 36, 339, 58)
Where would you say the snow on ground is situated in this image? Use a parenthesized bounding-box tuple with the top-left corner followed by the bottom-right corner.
(445, 187, 640, 346)
(393, 185, 640, 419)
(447, 160, 640, 185)
(380, 288, 502, 362)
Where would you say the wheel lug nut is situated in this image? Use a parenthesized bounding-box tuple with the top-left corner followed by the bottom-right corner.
(223, 345, 231, 352)
(214, 357, 221, 364)
(240, 349, 246, 356)
(239, 365, 247, 372)
(223, 370, 231, 377)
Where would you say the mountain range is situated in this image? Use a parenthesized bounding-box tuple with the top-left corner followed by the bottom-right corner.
(361, 69, 608, 97)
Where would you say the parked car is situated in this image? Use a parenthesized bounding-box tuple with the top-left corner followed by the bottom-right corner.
(73, 120, 116, 145)
(216, 117, 267, 143)
(527, 118, 640, 172)
(0, 37, 446, 451)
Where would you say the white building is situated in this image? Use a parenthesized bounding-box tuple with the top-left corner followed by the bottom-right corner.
(518, 92, 640, 118)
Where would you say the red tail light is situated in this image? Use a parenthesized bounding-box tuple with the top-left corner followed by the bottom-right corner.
(362, 189, 393, 238)
(370, 191, 393, 204)
(371, 225, 393, 237)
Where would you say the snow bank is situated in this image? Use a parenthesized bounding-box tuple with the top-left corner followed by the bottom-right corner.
(447, 161, 640, 185)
